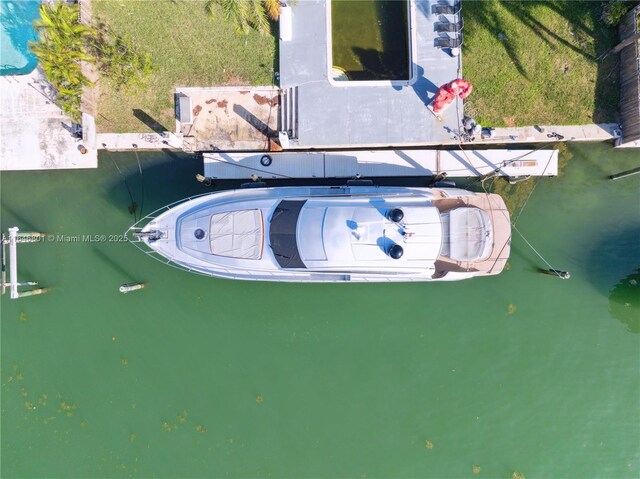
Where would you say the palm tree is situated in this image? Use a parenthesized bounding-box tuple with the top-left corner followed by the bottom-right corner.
(29, 2, 94, 121)
(205, 0, 281, 36)
(33, 2, 93, 51)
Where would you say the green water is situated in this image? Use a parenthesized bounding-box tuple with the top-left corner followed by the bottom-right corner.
(331, 0, 410, 81)
(1, 144, 639, 478)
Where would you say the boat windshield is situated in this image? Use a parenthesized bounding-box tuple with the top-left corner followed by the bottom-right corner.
(269, 200, 307, 269)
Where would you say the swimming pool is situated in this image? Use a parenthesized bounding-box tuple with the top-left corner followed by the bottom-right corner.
(328, 0, 414, 84)
(0, 0, 40, 76)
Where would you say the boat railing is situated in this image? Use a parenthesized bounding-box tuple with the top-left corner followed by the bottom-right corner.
(126, 192, 213, 233)
(125, 192, 218, 277)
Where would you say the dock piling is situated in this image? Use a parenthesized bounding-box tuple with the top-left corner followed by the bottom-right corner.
(540, 268, 571, 279)
(119, 282, 145, 293)
(609, 166, 640, 180)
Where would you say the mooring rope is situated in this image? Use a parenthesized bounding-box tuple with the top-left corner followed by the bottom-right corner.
(511, 222, 568, 279)
(512, 149, 556, 225)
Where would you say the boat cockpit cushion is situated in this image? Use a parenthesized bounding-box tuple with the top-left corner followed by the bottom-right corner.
(209, 210, 263, 259)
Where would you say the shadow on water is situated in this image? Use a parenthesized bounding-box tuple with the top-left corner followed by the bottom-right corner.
(350, 47, 387, 80)
(104, 149, 204, 221)
(92, 246, 142, 283)
(0, 0, 40, 75)
(105, 145, 493, 210)
(509, 241, 542, 272)
(609, 268, 640, 334)
(375, 0, 410, 80)
(584, 228, 640, 299)
(0, 202, 43, 233)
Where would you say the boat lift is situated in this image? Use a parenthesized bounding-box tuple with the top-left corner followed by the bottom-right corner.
(1, 227, 48, 299)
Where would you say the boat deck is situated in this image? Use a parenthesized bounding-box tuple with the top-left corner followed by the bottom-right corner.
(432, 193, 511, 278)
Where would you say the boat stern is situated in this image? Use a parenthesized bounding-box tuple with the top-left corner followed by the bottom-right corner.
(433, 192, 512, 279)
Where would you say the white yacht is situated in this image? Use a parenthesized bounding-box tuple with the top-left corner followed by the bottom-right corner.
(128, 185, 511, 282)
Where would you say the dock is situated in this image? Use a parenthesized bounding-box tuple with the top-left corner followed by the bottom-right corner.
(203, 149, 558, 180)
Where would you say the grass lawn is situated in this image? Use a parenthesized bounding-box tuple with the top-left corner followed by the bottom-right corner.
(462, 1, 620, 127)
(92, 0, 276, 133)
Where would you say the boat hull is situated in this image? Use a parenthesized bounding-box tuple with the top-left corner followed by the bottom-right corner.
(127, 186, 511, 283)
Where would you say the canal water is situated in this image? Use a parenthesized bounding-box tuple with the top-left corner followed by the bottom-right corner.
(1, 143, 638, 478)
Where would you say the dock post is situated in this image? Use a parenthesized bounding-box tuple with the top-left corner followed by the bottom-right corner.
(540, 268, 570, 279)
(17, 288, 49, 298)
(119, 282, 145, 293)
(609, 166, 640, 180)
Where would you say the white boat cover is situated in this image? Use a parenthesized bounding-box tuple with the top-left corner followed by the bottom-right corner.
(209, 210, 263, 259)
(448, 207, 492, 261)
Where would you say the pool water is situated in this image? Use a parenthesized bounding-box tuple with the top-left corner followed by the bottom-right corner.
(0, 0, 40, 76)
(330, 0, 410, 82)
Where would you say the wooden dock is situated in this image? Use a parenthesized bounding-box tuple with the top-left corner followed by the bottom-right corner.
(618, 5, 640, 146)
(203, 149, 558, 180)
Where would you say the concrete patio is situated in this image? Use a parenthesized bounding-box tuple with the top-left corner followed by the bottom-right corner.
(0, 70, 97, 171)
(278, 0, 463, 148)
(175, 86, 280, 152)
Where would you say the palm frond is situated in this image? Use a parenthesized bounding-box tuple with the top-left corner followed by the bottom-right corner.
(220, 0, 251, 35)
(249, 0, 270, 36)
(264, 0, 280, 21)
